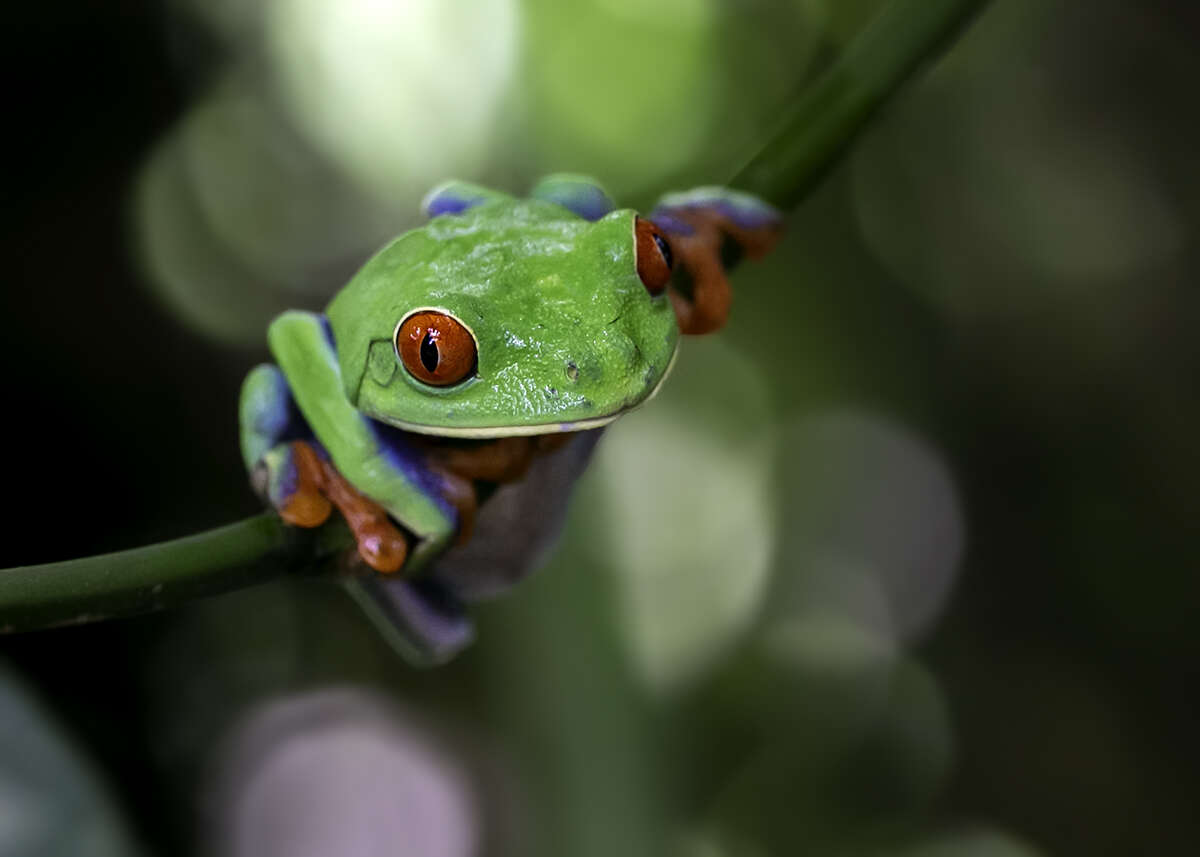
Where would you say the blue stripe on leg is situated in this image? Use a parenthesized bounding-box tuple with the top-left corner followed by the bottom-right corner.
(240, 364, 309, 472)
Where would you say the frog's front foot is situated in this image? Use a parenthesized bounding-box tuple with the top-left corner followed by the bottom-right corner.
(650, 188, 783, 335)
(256, 440, 410, 574)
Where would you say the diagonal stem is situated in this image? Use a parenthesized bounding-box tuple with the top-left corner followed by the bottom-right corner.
(732, 0, 987, 209)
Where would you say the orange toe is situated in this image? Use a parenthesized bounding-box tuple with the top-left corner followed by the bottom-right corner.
(356, 521, 409, 574)
(279, 490, 333, 528)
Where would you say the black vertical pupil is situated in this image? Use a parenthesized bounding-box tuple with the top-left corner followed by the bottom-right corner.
(420, 331, 440, 372)
(653, 233, 673, 270)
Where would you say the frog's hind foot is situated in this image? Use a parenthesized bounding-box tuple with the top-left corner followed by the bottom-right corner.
(345, 574, 475, 666)
(257, 441, 331, 527)
(649, 188, 783, 335)
(260, 440, 410, 575)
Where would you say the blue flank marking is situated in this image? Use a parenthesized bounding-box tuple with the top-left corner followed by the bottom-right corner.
(319, 314, 336, 348)
(253, 366, 314, 446)
(368, 419, 458, 523)
(270, 447, 299, 507)
(252, 368, 292, 439)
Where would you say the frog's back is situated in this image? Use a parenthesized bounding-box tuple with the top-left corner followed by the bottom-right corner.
(333, 197, 611, 311)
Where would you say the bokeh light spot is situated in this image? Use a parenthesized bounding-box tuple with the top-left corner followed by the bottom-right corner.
(776, 411, 965, 643)
(213, 689, 479, 857)
(0, 667, 139, 857)
(180, 79, 404, 292)
(134, 132, 284, 346)
(266, 0, 517, 202)
(594, 337, 775, 693)
(520, 0, 717, 190)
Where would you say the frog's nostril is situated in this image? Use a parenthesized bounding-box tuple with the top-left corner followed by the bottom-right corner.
(565, 361, 579, 382)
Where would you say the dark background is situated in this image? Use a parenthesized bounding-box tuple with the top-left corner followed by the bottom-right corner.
(1, 1, 1198, 855)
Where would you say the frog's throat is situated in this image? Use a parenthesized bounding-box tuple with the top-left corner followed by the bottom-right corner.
(371, 347, 678, 439)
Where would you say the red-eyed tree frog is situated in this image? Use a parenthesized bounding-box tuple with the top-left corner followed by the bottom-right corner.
(239, 175, 781, 662)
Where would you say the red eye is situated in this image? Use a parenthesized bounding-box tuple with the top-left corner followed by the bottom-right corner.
(396, 310, 477, 386)
(635, 216, 673, 295)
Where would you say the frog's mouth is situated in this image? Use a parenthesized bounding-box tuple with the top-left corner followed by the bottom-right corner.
(369, 347, 678, 440)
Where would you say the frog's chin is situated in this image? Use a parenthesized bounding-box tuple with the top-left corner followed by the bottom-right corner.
(373, 409, 625, 439)
(374, 349, 676, 440)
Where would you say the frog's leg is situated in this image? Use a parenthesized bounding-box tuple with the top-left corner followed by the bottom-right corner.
(649, 187, 784, 335)
(266, 311, 462, 575)
(239, 364, 410, 572)
(347, 432, 580, 664)
(420, 180, 513, 218)
(529, 173, 616, 221)
(240, 364, 300, 476)
(247, 319, 478, 663)
(239, 364, 328, 527)
(388, 434, 570, 548)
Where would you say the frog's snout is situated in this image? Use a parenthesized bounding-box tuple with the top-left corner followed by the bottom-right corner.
(564, 328, 641, 386)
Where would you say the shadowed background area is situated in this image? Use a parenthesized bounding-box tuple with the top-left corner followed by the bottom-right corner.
(1, 1, 1198, 855)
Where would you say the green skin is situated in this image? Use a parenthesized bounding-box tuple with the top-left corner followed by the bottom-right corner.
(336, 197, 678, 437)
(242, 180, 676, 571)
(239, 175, 778, 661)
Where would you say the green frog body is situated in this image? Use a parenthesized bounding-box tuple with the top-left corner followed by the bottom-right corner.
(239, 175, 781, 661)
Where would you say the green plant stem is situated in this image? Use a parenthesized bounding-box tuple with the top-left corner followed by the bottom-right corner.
(0, 514, 350, 632)
(732, 0, 987, 209)
(0, 0, 986, 632)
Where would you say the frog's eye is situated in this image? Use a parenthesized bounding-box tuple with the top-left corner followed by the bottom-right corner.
(395, 310, 478, 387)
(635, 216, 673, 296)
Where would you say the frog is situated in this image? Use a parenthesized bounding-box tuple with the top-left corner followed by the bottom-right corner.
(239, 174, 782, 663)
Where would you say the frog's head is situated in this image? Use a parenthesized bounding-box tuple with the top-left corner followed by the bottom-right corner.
(326, 195, 679, 438)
